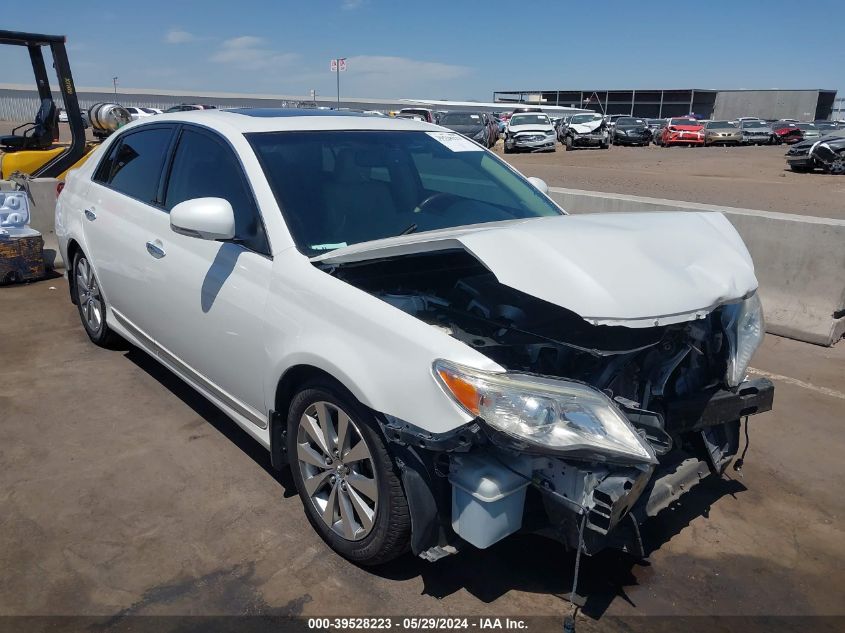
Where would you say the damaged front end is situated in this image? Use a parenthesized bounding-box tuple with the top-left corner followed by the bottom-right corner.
(316, 225, 773, 560)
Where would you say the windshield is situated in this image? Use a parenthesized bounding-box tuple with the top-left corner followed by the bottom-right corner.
(647, 119, 664, 125)
(796, 123, 815, 130)
(510, 114, 550, 126)
(248, 131, 563, 255)
(815, 122, 836, 129)
(741, 120, 765, 128)
(616, 117, 646, 127)
(569, 114, 602, 124)
(706, 121, 737, 128)
(670, 118, 699, 126)
(439, 112, 485, 126)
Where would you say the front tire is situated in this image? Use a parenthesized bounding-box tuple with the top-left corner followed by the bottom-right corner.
(72, 251, 120, 348)
(287, 382, 410, 565)
(565, 136, 573, 151)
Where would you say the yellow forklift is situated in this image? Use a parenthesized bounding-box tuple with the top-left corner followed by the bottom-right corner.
(0, 29, 96, 180)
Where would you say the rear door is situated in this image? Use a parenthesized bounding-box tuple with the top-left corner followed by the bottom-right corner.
(141, 125, 273, 426)
(82, 125, 176, 348)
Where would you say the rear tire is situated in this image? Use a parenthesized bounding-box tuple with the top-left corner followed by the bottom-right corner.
(72, 251, 120, 348)
(565, 136, 573, 151)
(287, 382, 410, 566)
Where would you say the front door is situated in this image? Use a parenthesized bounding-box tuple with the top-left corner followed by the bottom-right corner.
(141, 126, 273, 428)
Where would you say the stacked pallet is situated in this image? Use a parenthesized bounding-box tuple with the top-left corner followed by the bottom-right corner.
(0, 228, 44, 283)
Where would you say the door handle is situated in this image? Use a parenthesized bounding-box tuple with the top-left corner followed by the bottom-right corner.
(145, 241, 166, 259)
(84, 208, 96, 221)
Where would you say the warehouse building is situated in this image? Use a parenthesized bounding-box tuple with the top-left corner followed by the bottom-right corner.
(0, 84, 585, 122)
(832, 93, 845, 121)
(493, 88, 839, 121)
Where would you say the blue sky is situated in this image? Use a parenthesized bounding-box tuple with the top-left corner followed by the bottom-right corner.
(0, 0, 841, 100)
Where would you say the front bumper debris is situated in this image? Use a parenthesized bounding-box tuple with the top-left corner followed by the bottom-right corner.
(389, 377, 774, 561)
(507, 134, 556, 151)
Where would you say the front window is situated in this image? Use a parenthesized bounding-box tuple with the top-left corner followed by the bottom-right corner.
(670, 118, 699, 126)
(569, 114, 602, 124)
(616, 117, 646, 127)
(509, 114, 550, 126)
(248, 131, 562, 255)
(439, 112, 485, 126)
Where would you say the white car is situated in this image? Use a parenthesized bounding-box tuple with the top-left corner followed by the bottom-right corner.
(56, 109, 773, 566)
(503, 112, 557, 153)
(124, 107, 159, 121)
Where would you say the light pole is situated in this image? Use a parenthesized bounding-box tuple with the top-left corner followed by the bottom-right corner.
(332, 58, 346, 108)
(112, 76, 118, 96)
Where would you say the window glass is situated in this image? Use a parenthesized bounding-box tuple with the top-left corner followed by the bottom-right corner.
(106, 128, 172, 203)
(165, 128, 269, 255)
(248, 131, 562, 255)
(93, 139, 121, 183)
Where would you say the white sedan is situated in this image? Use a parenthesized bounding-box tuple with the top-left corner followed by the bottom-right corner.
(124, 106, 160, 121)
(56, 109, 773, 566)
(503, 112, 557, 153)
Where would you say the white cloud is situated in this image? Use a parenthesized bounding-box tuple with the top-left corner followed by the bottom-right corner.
(211, 36, 298, 69)
(165, 29, 196, 44)
(346, 55, 471, 82)
(341, 0, 365, 9)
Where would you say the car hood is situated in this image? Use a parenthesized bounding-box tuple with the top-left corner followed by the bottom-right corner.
(312, 213, 758, 327)
(508, 124, 554, 134)
(617, 126, 648, 133)
(569, 120, 604, 133)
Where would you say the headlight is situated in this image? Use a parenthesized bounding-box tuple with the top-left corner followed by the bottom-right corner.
(433, 360, 656, 464)
(721, 293, 765, 388)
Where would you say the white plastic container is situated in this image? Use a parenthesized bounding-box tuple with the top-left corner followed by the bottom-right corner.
(449, 453, 531, 549)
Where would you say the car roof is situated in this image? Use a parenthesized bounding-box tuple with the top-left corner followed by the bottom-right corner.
(120, 107, 438, 135)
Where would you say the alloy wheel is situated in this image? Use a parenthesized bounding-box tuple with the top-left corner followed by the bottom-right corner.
(296, 401, 378, 541)
(75, 257, 103, 334)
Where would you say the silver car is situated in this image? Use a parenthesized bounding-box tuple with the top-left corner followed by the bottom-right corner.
(739, 119, 774, 145)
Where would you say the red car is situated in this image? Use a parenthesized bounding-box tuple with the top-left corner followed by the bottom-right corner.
(770, 120, 804, 145)
(661, 117, 705, 146)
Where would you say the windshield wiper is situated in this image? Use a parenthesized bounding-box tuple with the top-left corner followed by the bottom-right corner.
(399, 223, 417, 236)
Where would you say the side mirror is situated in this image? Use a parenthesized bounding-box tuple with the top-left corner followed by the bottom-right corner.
(527, 176, 549, 195)
(170, 197, 235, 241)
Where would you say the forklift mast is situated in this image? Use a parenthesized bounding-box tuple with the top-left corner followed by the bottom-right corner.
(0, 30, 86, 177)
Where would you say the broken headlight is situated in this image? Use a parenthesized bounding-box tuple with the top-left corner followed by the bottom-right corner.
(433, 360, 656, 464)
(722, 293, 765, 388)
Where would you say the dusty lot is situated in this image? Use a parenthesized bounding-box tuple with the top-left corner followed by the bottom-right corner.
(2, 119, 843, 219)
(495, 142, 845, 219)
(1, 280, 843, 630)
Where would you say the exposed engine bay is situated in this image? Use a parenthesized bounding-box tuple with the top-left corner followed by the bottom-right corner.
(320, 248, 774, 559)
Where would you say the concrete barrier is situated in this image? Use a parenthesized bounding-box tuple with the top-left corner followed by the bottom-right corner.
(548, 187, 845, 347)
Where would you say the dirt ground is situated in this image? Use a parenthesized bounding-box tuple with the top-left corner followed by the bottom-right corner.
(495, 142, 845, 219)
(1, 280, 843, 631)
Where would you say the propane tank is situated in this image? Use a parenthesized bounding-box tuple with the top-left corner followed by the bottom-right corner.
(88, 103, 131, 138)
